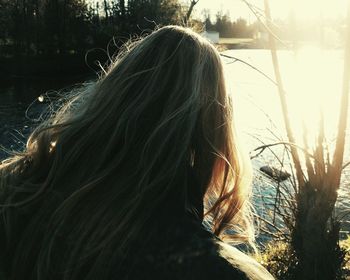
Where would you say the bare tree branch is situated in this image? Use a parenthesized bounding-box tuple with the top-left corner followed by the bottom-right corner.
(250, 141, 312, 160)
(183, 0, 199, 25)
(220, 53, 278, 86)
(241, 0, 289, 48)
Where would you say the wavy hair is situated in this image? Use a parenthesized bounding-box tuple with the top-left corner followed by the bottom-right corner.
(0, 25, 253, 279)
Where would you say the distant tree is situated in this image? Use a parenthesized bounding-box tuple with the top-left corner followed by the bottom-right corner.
(214, 12, 233, 37)
(0, 1, 12, 45)
(42, 0, 89, 55)
(232, 18, 254, 37)
(212, 12, 258, 38)
(109, 0, 126, 29)
(127, 0, 182, 33)
(6, 0, 39, 55)
(0, 0, 190, 58)
(202, 9, 215, 31)
(103, 0, 110, 21)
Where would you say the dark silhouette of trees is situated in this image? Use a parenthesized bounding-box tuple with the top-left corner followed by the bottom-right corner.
(0, 0, 90, 56)
(126, 0, 182, 33)
(0, 0, 200, 78)
(203, 11, 257, 38)
(0, 1, 12, 48)
(232, 18, 255, 38)
(41, 0, 90, 55)
(203, 10, 215, 31)
(0, 0, 189, 58)
(214, 11, 232, 37)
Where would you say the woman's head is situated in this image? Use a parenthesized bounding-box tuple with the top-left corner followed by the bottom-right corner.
(1, 25, 253, 279)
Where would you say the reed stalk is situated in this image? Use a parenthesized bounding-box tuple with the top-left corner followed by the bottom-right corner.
(263, 0, 304, 188)
(332, 2, 350, 188)
(260, 0, 350, 278)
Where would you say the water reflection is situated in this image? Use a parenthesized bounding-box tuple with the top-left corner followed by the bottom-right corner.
(0, 76, 92, 159)
(223, 48, 350, 236)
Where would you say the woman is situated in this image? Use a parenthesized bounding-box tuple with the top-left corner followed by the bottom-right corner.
(0, 26, 273, 280)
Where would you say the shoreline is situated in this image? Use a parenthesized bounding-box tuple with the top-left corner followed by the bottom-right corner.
(0, 42, 344, 82)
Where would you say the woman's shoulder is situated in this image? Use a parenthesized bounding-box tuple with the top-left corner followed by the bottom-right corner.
(153, 240, 273, 280)
(130, 216, 274, 280)
(173, 234, 274, 280)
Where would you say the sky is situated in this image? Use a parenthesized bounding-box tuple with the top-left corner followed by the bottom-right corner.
(191, 0, 348, 21)
(90, 1, 349, 22)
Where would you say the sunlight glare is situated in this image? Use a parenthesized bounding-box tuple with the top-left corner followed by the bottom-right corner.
(286, 46, 343, 145)
(195, 0, 348, 21)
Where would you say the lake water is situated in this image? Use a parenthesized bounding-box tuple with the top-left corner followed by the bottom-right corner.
(1, 48, 350, 238)
(223, 48, 350, 238)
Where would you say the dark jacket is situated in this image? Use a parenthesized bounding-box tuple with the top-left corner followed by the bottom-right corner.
(0, 166, 273, 280)
(0, 205, 274, 280)
(117, 212, 274, 280)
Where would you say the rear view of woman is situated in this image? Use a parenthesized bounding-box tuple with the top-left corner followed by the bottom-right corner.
(0, 26, 274, 280)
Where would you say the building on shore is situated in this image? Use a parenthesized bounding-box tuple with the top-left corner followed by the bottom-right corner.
(201, 31, 220, 44)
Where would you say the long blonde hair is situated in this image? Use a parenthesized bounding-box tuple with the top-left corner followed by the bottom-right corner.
(0, 25, 253, 280)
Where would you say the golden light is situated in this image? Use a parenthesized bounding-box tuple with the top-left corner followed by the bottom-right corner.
(283, 46, 343, 144)
(195, 0, 348, 20)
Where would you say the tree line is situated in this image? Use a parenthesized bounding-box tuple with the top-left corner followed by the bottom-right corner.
(0, 0, 187, 57)
(203, 11, 258, 38)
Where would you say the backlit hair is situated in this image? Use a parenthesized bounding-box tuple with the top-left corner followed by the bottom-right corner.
(0, 25, 253, 280)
